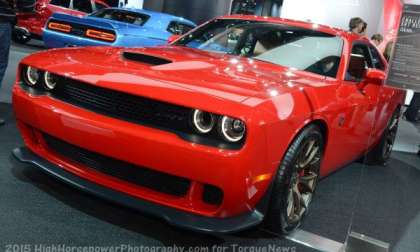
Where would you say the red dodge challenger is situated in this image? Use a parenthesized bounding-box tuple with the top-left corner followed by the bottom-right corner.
(12, 16, 405, 234)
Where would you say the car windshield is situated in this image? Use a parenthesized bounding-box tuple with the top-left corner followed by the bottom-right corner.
(175, 19, 344, 78)
(90, 9, 150, 26)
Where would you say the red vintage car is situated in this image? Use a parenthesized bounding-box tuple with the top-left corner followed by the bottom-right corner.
(12, 16, 405, 234)
(14, 0, 109, 43)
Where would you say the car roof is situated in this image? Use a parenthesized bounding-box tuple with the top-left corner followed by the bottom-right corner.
(103, 7, 196, 26)
(219, 15, 369, 42)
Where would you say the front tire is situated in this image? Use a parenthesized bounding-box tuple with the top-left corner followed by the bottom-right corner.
(265, 124, 324, 235)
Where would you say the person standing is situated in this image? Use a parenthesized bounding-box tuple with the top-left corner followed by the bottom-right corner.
(383, 41, 394, 62)
(405, 93, 420, 123)
(0, 0, 15, 126)
(371, 34, 384, 47)
(349, 17, 366, 36)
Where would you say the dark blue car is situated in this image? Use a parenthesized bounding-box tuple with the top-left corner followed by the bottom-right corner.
(43, 7, 196, 48)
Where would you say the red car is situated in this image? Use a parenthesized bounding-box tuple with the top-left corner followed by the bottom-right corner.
(14, 0, 109, 44)
(13, 16, 405, 234)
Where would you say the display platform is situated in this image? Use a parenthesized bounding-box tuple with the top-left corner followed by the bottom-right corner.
(1, 42, 420, 252)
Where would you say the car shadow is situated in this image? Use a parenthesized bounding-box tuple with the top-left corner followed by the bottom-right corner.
(12, 40, 46, 51)
(9, 155, 295, 247)
(9, 156, 229, 247)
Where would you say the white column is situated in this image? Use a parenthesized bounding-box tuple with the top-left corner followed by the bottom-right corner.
(125, 0, 144, 9)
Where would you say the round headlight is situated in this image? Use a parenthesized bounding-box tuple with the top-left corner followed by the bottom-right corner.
(44, 71, 57, 90)
(192, 109, 215, 134)
(219, 116, 246, 142)
(25, 66, 40, 86)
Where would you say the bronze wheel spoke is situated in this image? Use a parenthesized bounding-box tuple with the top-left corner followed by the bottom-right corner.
(285, 133, 322, 226)
(289, 184, 303, 223)
(298, 145, 319, 168)
(305, 140, 316, 157)
(299, 171, 318, 193)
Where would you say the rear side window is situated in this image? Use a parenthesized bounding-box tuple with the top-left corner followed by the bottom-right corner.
(72, 0, 93, 13)
(50, 0, 70, 8)
(345, 43, 373, 81)
(369, 45, 386, 70)
(351, 43, 373, 68)
(91, 9, 150, 25)
(167, 21, 194, 35)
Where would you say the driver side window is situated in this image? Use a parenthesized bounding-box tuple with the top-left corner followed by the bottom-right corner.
(345, 43, 373, 82)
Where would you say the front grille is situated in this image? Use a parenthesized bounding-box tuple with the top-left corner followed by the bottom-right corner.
(43, 134, 191, 197)
(50, 77, 193, 133)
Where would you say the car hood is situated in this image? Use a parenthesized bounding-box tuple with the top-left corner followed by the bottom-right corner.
(22, 46, 327, 103)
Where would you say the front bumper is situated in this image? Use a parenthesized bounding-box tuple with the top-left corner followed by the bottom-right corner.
(13, 147, 264, 233)
(13, 78, 275, 224)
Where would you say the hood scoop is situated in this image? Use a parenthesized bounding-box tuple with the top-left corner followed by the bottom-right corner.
(123, 51, 172, 66)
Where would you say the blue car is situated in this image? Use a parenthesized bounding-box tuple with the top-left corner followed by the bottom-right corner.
(43, 8, 196, 48)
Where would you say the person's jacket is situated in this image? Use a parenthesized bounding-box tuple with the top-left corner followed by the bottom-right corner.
(0, 0, 16, 24)
(0, 0, 35, 24)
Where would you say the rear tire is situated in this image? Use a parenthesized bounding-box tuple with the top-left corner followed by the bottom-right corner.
(265, 124, 324, 235)
(12, 28, 31, 44)
(364, 109, 400, 165)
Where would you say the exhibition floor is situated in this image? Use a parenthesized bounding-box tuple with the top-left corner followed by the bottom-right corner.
(1, 42, 420, 252)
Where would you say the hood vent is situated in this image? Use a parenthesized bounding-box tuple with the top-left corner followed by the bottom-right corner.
(123, 51, 172, 66)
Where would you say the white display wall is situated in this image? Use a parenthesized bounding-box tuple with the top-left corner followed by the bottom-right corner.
(280, 0, 384, 37)
(120, 0, 143, 9)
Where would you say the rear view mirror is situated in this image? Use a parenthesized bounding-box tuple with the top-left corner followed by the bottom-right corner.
(347, 54, 366, 80)
(168, 34, 182, 44)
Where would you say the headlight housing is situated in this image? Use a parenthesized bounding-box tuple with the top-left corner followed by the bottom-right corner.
(192, 109, 215, 134)
(219, 116, 246, 142)
(190, 109, 246, 144)
(24, 66, 40, 86)
(21, 66, 59, 91)
(43, 71, 57, 90)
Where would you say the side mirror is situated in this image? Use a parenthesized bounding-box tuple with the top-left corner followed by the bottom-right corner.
(357, 68, 386, 90)
(167, 34, 181, 44)
(365, 68, 386, 83)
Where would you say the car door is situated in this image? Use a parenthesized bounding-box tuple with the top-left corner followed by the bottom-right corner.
(367, 44, 397, 144)
(337, 42, 382, 159)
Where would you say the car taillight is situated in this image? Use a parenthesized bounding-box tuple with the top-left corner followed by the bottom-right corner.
(48, 22, 71, 33)
(86, 29, 115, 42)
